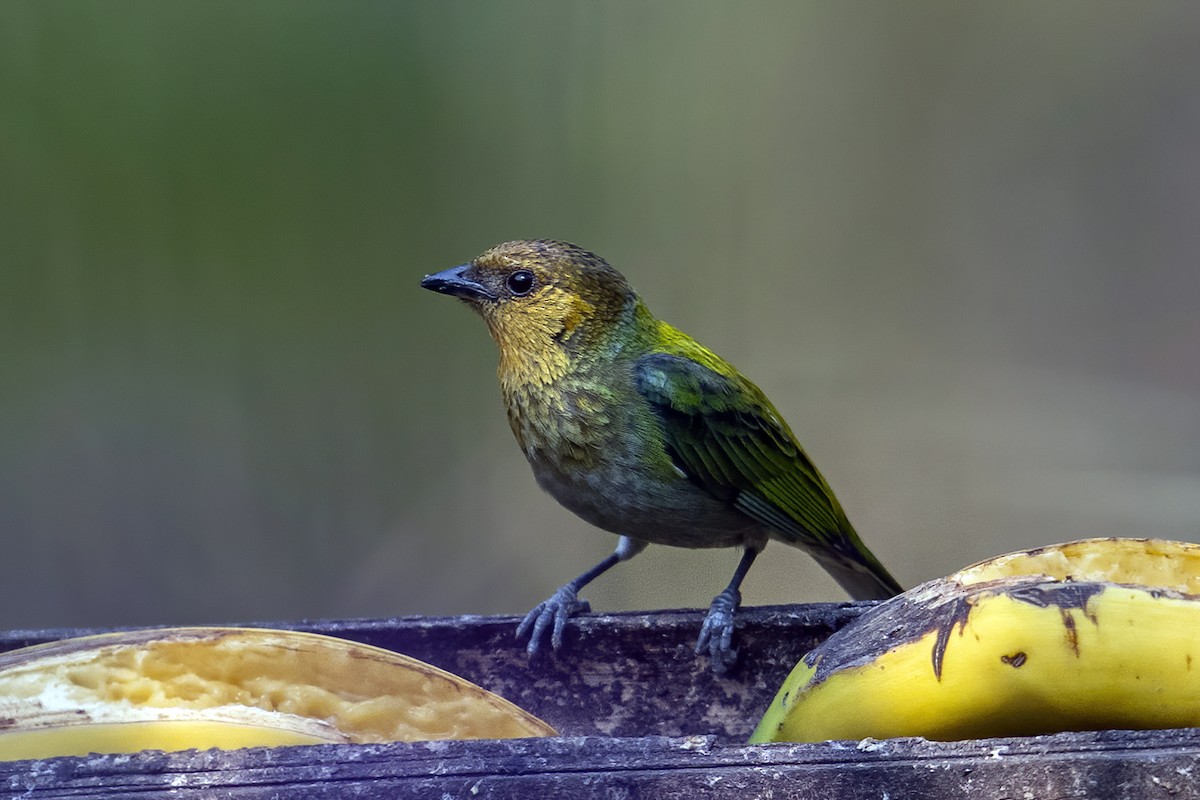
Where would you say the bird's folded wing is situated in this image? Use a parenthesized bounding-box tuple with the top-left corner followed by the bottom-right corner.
(634, 352, 846, 549)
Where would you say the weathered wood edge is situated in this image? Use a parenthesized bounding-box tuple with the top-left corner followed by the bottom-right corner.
(3, 730, 1200, 799)
(0, 603, 862, 653)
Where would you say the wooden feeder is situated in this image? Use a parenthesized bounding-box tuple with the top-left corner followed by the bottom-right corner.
(2, 604, 1198, 798)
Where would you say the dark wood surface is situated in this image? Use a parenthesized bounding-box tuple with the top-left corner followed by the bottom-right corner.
(6, 730, 1200, 799)
(2, 605, 1198, 799)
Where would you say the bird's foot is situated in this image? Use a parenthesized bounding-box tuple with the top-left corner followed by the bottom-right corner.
(696, 587, 741, 675)
(516, 585, 592, 657)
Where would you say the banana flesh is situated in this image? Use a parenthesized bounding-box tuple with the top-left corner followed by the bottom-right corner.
(751, 537, 1200, 743)
(0, 719, 343, 762)
(0, 627, 555, 761)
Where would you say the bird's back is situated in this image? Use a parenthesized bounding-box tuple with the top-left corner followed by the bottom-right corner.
(636, 321, 903, 600)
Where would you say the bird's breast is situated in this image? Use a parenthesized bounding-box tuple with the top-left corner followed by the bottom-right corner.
(502, 378, 616, 468)
(501, 376, 759, 549)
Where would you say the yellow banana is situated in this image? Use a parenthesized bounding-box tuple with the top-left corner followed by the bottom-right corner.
(751, 538, 1200, 743)
(0, 627, 554, 761)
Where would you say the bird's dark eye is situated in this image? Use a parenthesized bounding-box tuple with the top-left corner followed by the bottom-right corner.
(506, 269, 535, 296)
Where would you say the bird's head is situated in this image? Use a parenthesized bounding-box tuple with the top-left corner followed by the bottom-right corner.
(421, 240, 637, 382)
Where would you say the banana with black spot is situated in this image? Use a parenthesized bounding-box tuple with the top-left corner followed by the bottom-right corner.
(751, 538, 1200, 742)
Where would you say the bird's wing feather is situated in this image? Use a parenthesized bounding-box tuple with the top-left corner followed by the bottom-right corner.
(634, 351, 847, 549)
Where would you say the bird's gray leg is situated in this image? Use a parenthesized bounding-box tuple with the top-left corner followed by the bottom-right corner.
(696, 545, 762, 674)
(518, 536, 648, 656)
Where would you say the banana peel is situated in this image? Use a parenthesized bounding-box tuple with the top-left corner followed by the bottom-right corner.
(0, 627, 555, 761)
(751, 537, 1200, 743)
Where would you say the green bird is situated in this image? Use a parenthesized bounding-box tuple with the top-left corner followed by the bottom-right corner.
(421, 240, 902, 673)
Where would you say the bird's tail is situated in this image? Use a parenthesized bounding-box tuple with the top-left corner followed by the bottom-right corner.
(736, 488, 904, 600)
(810, 531, 904, 601)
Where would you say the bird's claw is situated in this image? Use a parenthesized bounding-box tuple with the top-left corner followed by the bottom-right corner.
(517, 585, 591, 657)
(695, 588, 741, 675)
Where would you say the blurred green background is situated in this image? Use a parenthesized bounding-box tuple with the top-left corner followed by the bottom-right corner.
(3, 1, 1198, 631)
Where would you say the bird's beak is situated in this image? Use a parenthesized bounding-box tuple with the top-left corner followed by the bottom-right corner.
(419, 263, 496, 302)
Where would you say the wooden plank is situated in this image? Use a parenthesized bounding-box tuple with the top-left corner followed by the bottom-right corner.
(4, 731, 1200, 799)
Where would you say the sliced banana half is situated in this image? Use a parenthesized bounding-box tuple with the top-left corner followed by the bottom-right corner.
(751, 537, 1200, 743)
(0, 627, 555, 761)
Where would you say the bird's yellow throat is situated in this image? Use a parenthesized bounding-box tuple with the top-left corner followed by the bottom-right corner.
(483, 284, 598, 390)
